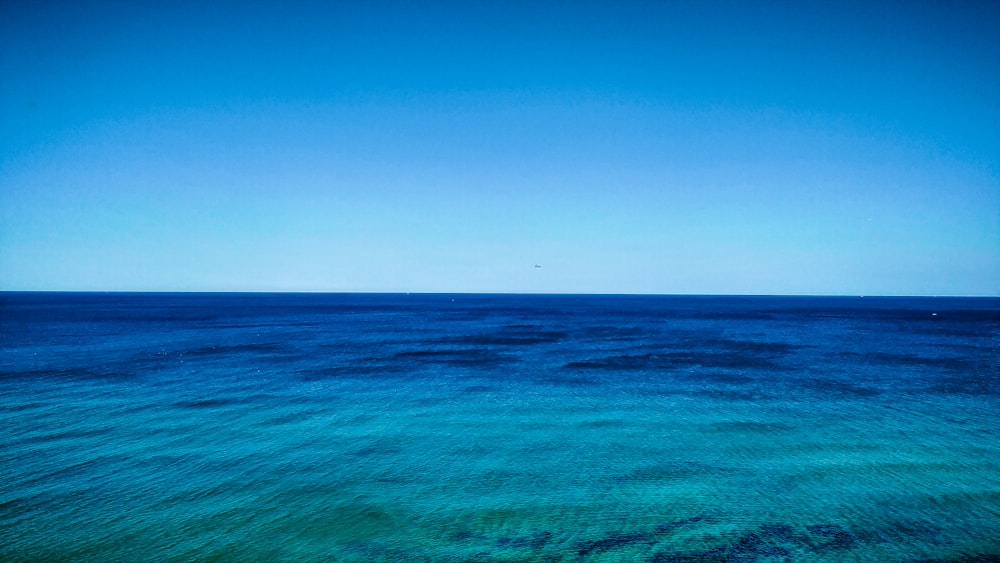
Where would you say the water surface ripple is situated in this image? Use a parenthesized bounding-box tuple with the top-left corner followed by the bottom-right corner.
(1, 293, 998, 561)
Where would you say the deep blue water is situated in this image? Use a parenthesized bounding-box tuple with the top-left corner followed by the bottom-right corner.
(1, 293, 998, 561)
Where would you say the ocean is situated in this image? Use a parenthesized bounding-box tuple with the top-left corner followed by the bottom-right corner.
(1, 293, 997, 562)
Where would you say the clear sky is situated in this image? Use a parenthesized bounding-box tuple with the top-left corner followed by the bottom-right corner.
(1, 0, 998, 295)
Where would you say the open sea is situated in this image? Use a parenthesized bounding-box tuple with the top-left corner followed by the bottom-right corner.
(1, 293, 998, 562)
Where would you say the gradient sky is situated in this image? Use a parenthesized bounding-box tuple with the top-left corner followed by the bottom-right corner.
(1, 0, 998, 295)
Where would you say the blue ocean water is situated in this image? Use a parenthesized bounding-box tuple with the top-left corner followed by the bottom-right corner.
(1, 293, 998, 562)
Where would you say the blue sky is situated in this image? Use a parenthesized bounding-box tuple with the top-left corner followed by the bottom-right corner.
(1, 0, 998, 295)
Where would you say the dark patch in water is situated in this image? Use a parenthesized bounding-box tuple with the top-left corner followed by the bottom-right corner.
(724, 530, 792, 559)
(182, 343, 287, 356)
(392, 348, 514, 367)
(297, 366, 355, 381)
(704, 338, 804, 355)
(463, 384, 499, 393)
(23, 455, 127, 487)
(800, 377, 881, 397)
(578, 417, 627, 428)
(758, 523, 797, 542)
(0, 401, 43, 412)
(652, 529, 789, 562)
(576, 516, 705, 557)
(691, 388, 767, 401)
(543, 373, 602, 386)
(652, 521, 865, 562)
(564, 355, 651, 370)
(857, 352, 971, 371)
(29, 426, 115, 442)
(467, 334, 564, 345)
(577, 531, 656, 556)
(435, 330, 568, 346)
(573, 516, 707, 557)
(579, 324, 649, 340)
(807, 523, 855, 550)
(173, 397, 241, 409)
(909, 555, 1000, 563)
(927, 372, 999, 396)
(863, 517, 949, 546)
(563, 351, 787, 372)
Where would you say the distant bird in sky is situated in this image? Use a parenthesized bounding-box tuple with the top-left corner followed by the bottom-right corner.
(534, 264, 542, 269)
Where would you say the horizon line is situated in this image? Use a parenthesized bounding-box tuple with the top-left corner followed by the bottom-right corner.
(1, 290, 997, 299)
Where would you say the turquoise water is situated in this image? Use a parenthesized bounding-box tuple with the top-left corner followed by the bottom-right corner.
(1, 294, 998, 561)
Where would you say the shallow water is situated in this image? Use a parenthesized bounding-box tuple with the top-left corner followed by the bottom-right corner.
(2, 293, 998, 561)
